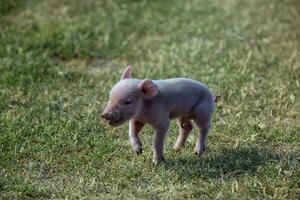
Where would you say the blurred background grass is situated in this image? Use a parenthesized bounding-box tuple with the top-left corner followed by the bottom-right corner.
(0, 0, 299, 199)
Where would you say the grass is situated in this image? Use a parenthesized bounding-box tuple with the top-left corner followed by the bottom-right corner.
(0, 0, 299, 199)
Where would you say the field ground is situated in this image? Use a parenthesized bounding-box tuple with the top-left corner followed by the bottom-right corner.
(0, 0, 300, 199)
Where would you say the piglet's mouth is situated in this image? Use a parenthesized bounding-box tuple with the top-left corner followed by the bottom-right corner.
(108, 116, 124, 127)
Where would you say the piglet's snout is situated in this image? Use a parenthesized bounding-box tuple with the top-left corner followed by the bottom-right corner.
(101, 112, 111, 121)
(101, 110, 120, 122)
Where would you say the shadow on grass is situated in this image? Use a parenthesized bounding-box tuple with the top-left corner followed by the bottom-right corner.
(164, 147, 289, 180)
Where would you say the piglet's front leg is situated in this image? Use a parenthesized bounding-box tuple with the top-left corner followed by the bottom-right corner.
(152, 122, 170, 165)
(129, 120, 145, 155)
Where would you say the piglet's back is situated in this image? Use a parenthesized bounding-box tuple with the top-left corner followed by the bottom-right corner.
(154, 78, 214, 118)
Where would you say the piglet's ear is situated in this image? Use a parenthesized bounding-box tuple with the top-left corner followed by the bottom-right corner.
(138, 79, 159, 99)
(120, 65, 132, 80)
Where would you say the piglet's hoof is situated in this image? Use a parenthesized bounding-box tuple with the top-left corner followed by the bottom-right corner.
(133, 145, 142, 155)
(173, 144, 184, 151)
(194, 150, 204, 156)
(135, 148, 142, 155)
(153, 157, 165, 165)
(194, 146, 206, 156)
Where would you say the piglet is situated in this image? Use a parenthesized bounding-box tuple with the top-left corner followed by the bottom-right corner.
(101, 66, 216, 165)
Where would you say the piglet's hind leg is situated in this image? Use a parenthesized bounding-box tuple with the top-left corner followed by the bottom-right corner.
(174, 118, 193, 150)
(193, 105, 213, 156)
(194, 124, 210, 156)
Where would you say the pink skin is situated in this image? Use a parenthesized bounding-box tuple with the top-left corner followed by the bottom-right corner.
(101, 66, 216, 165)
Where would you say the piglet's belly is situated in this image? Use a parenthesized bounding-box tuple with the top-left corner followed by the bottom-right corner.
(168, 107, 194, 119)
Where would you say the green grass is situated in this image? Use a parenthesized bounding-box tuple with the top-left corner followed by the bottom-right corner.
(1, 0, 300, 199)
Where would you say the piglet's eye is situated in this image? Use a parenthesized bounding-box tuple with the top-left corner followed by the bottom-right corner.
(124, 100, 133, 105)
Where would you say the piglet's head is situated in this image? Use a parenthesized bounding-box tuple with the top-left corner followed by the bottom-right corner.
(101, 66, 158, 127)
